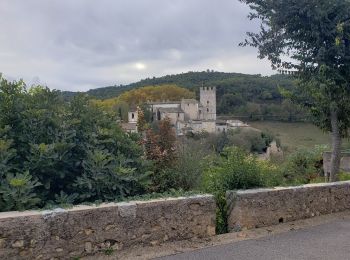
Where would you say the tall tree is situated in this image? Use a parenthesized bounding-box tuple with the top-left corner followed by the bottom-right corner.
(239, 0, 350, 181)
(144, 117, 177, 191)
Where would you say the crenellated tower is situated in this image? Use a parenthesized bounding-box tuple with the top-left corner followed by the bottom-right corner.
(200, 86, 216, 120)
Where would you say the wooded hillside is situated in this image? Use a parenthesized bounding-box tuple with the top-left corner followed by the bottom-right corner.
(62, 71, 308, 121)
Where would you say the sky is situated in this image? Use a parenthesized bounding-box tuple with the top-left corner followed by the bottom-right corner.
(0, 0, 274, 91)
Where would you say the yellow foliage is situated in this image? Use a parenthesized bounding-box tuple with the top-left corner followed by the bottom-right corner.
(92, 84, 195, 110)
(118, 84, 195, 105)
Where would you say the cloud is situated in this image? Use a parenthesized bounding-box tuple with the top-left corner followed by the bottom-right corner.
(0, 0, 272, 91)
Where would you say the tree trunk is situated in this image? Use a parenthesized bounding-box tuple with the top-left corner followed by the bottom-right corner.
(329, 107, 342, 182)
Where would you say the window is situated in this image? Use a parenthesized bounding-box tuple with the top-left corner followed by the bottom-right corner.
(207, 108, 209, 112)
(131, 113, 134, 119)
(207, 100, 210, 105)
(178, 113, 180, 118)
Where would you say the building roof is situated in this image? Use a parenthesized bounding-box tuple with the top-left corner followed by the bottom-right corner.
(158, 107, 184, 113)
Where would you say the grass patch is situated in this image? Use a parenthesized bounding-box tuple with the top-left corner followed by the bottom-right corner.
(249, 121, 350, 154)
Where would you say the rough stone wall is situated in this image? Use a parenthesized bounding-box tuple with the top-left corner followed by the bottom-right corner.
(180, 101, 199, 120)
(323, 152, 350, 174)
(226, 181, 350, 231)
(0, 195, 216, 260)
(201, 121, 216, 133)
(160, 111, 183, 125)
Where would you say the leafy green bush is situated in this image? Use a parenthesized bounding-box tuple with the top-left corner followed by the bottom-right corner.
(202, 147, 265, 193)
(75, 150, 151, 201)
(281, 146, 326, 185)
(201, 147, 263, 234)
(201, 146, 284, 233)
(0, 77, 152, 211)
(0, 171, 41, 211)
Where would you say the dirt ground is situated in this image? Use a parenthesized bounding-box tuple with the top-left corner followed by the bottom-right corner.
(83, 210, 350, 260)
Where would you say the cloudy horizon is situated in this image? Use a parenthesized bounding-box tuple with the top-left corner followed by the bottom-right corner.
(0, 0, 273, 91)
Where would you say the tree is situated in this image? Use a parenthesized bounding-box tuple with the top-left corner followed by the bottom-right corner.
(239, 0, 350, 181)
(136, 106, 147, 133)
(145, 117, 177, 191)
(118, 84, 195, 105)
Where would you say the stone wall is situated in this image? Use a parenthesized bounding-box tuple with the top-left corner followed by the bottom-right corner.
(0, 195, 216, 260)
(226, 181, 350, 231)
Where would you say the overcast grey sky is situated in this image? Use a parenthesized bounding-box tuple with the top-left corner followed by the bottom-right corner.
(0, 0, 273, 91)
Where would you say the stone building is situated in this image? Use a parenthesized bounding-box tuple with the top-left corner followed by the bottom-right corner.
(125, 86, 248, 135)
(121, 108, 138, 133)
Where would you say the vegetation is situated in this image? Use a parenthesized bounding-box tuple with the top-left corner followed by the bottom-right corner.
(250, 121, 350, 154)
(240, 0, 350, 181)
(63, 71, 307, 122)
(0, 76, 152, 211)
(92, 84, 195, 110)
(281, 146, 326, 184)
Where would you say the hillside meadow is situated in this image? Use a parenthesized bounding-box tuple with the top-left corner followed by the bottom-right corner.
(249, 121, 350, 154)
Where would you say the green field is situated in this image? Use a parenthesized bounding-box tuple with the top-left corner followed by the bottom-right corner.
(249, 121, 350, 153)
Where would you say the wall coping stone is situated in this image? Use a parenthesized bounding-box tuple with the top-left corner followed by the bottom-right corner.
(234, 181, 350, 195)
(0, 194, 212, 220)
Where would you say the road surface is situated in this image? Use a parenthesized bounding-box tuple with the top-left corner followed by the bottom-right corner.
(157, 218, 350, 260)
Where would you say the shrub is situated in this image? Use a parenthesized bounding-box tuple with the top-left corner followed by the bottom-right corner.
(0, 171, 41, 211)
(202, 147, 264, 193)
(201, 146, 283, 233)
(0, 77, 152, 211)
(75, 149, 151, 201)
(281, 146, 326, 185)
(153, 140, 206, 192)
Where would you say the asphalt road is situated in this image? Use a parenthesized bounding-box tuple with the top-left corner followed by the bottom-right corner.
(157, 218, 350, 260)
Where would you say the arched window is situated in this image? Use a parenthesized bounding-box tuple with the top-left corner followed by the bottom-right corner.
(132, 113, 135, 119)
(207, 108, 209, 112)
(207, 100, 210, 105)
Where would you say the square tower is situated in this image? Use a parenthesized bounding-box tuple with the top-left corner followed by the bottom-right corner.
(200, 86, 216, 120)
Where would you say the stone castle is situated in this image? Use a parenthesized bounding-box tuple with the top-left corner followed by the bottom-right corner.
(123, 86, 247, 135)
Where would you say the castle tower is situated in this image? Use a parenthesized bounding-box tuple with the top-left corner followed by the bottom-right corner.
(200, 86, 216, 120)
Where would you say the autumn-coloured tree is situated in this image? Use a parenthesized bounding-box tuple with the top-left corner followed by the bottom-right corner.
(136, 106, 147, 133)
(119, 84, 195, 105)
(144, 117, 177, 190)
(145, 117, 177, 167)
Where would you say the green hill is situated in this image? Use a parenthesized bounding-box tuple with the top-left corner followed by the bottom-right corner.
(61, 71, 306, 121)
